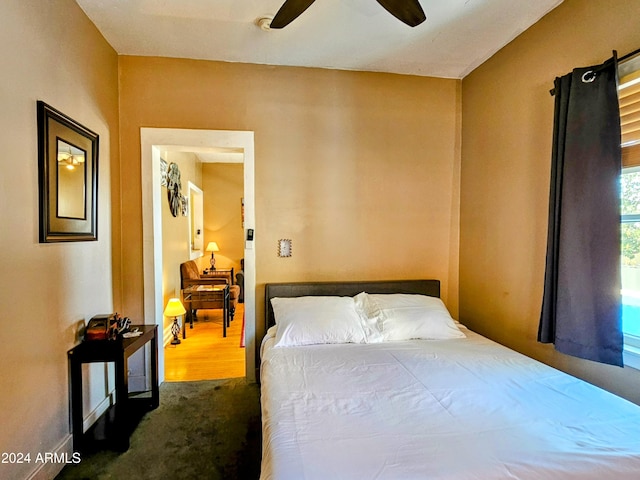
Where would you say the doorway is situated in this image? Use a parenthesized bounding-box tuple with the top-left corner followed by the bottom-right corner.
(165, 155, 245, 381)
(140, 128, 256, 384)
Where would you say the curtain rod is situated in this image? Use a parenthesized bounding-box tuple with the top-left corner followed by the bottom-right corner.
(549, 47, 640, 96)
(549, 48, 636, 97)
(619, 45, 640, 63)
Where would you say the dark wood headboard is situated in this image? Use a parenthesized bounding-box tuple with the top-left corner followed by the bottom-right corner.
(264, 279, 440, 329)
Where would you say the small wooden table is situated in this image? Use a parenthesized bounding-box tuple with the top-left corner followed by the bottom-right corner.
(202, 267, 234, 284)
(182, 283, 230, 337)
(67, 325, 159, 452)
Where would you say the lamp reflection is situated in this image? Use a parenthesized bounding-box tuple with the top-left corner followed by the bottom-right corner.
(56, 139, 86, 219)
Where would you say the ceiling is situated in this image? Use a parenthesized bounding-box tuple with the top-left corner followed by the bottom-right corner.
(160, 145, 244, 164)
(75, 0, 563, 79)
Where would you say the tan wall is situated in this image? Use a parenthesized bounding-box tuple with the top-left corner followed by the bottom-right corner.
(118, 57, 462, 349)
(460, 0, 640, 404)
(0, 1, 119, 479)
(202, 163, 245, 274)
(161, 151, 202, 334)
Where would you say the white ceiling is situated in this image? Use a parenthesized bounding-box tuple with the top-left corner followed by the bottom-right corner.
(75, 0, 563, 79)
(161, 145, 244, 164)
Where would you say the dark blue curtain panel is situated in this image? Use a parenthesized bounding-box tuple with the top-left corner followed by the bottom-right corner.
(539, 57, 623, 366)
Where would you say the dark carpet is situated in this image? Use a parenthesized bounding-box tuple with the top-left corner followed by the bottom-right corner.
(56, 378, 262, 480)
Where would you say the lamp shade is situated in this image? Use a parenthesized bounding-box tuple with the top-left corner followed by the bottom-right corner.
(164, 298, 186, 317)
(206, 242, 220, 252)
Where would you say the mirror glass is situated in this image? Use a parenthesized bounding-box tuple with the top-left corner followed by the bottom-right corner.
(56, 139, 86, 219)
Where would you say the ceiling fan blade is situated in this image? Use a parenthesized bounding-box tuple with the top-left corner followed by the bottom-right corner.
(269, 0, 317, 29)
(375, 0, 426, 27)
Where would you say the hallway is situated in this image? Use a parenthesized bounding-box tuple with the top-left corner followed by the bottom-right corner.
(164, 303, 245, 381)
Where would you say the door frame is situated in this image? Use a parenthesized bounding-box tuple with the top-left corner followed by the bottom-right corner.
(187, 181, 204, 260)
(140, 128, 256, 383)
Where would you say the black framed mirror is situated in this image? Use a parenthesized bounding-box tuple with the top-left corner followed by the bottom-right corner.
(37, 101, 98, 242)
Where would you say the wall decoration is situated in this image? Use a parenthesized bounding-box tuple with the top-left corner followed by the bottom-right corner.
(166, 162, 182, 217)
(278, 239, 292, 257)
(160, 158, 168, 186)
(241, 197, 245, 228)
(181, 194, 188, 217)
(37, 101, 98, 242)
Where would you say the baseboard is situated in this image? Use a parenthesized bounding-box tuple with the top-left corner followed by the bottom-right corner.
(84, 391, 115, 431)
(26, 390, 116, 479)
(26, 434, 75, 480)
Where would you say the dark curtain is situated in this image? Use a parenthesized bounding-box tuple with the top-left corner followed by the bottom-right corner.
(539, 57, 623, 366)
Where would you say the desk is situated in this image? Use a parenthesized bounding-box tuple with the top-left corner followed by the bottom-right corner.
(67, 325, 159, 452)
(182, 284, 230, 337)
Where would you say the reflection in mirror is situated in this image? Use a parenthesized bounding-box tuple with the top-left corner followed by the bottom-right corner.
(57, 139, 86, 219)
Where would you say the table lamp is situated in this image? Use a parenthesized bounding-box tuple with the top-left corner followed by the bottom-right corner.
(164, 298, 186, 345)
(206, 241, 220, 270)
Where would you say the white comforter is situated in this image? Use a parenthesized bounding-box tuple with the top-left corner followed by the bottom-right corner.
(260, 327, 640, 479)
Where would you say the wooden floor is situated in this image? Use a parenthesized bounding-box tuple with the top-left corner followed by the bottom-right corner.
(164, 303, 245, 382)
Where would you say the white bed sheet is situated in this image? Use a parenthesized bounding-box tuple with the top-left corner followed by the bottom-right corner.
(260, 327, 640, 479)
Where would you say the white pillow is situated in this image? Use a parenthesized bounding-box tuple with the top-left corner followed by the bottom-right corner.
(356, 293, 465, 341)
(270, 296, 368, 347)
(353, 292, 384, 343)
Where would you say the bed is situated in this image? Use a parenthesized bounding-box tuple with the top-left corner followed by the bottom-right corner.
(260, 280, 640, 479)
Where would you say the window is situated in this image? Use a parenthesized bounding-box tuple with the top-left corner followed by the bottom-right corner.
(619, 53, 640, 369)
(621, 169, 640, 368)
